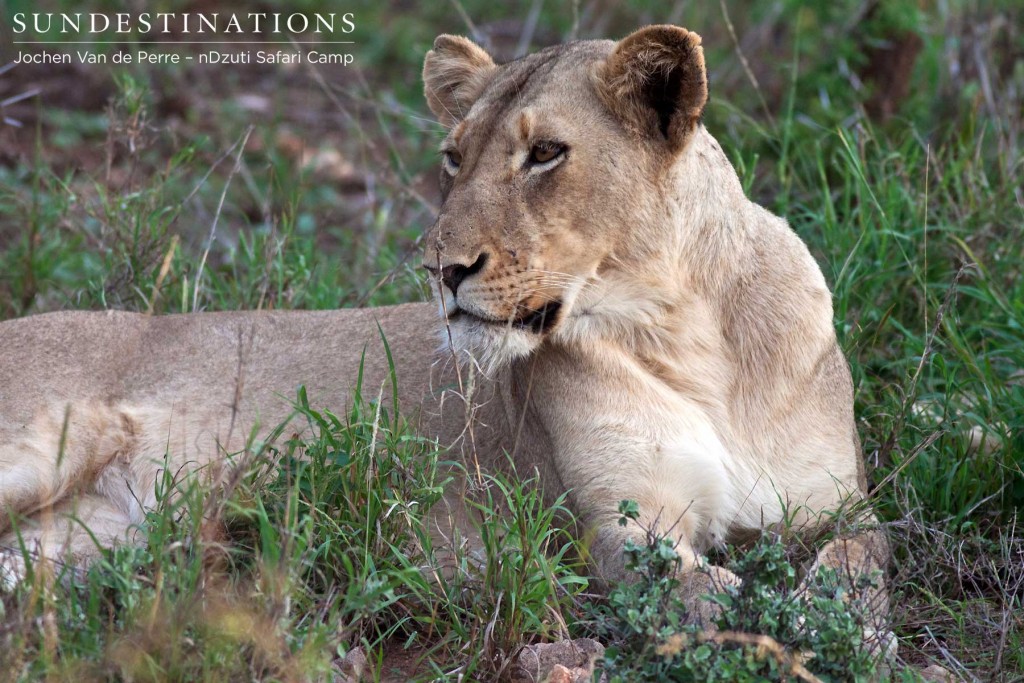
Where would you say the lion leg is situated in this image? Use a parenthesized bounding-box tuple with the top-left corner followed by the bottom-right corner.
(0, 493, 136, 588)
(801, 525, 896, 660)
(0, 400, 183, 537)
(0, 401, 146, 534)
(590, 518, 740, 629)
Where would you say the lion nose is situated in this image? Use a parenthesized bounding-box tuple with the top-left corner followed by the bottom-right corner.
(429, 253, 488, 297)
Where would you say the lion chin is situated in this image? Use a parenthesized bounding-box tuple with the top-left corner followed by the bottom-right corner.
(436, 305, 550, 373)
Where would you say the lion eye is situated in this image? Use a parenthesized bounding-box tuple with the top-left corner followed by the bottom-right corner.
(529, 142, 566, 166)
(442, 150, 462, 175)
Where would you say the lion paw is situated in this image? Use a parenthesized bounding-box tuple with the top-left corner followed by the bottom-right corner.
(677, 564, 742, 629)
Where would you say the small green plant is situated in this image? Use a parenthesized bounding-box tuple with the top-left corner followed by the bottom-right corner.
(460, 472, 589, 674)
(592, 501, 881, 682)
(249, 378, 451, 648)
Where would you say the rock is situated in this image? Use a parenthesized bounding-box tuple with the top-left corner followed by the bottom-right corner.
(335, 646, 367, 682)
(509, 638, 605, 683)
(273, 129, 366, 191)
(919, 664, 955, 682)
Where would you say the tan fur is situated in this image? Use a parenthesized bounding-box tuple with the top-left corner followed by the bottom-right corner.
(423, 35, 497, 127)
(2, 24, 886, 640)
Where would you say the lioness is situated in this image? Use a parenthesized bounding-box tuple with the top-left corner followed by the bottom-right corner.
(0, 25, 887, 642)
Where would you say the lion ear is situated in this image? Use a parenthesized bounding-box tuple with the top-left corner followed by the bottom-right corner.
(598, 25, 708, 151)
(423, 35, 496, 127)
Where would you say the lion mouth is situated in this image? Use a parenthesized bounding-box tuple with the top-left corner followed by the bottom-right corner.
(447, 300, 562, 334)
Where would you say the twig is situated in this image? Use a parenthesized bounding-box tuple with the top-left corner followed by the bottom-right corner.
(699, 630, 824, 683)
(718, 0, 775, 127)
(297, 47, 440, 307)
(435, 249, 482, 486)
(567, 0, 581, 40)
(875, 265, 969, 470)
(448, 0, 484, 45)
(515, 0, 545, 58)
(0, 62, 40, 128)
(191, 125, 253, 312)
(146, 234, 180, 315)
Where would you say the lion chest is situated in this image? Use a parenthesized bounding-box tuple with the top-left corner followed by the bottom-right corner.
(526, 346, 774, 545)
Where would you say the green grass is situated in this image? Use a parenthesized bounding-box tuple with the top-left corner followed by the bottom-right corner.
(1, 0, 1022, 679)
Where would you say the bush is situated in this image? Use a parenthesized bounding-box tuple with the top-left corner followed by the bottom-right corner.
(592, 501, 883, 682)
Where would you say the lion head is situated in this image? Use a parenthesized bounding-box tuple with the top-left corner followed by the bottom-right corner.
(421, 26, 713, 368)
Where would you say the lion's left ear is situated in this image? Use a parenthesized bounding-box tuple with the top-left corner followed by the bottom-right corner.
(597, 25, 708, 152)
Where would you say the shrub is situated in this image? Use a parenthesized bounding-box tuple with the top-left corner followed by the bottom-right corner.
(592, 501, 882, 682)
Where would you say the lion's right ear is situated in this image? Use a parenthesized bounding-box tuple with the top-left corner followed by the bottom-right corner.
(423, 35, 496, 127)
(597, 25, 708, 153)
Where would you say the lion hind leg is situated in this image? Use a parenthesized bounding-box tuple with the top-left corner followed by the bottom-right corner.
(0, 401, 144, 533)
(801, 526, 896, 661)
(0, 493, 136, 588)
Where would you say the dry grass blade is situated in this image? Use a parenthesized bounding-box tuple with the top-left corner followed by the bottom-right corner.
(0, 63, 39, 128)
(191, 125, 253, 312)
(875, 265, 970, 471)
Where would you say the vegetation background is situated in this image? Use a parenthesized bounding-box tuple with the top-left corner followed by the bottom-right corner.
(0, 0, 1021, 680)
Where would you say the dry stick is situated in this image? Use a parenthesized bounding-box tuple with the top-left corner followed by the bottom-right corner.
(923, 143, 930, 333)
(511, 350, 540, 466)
(357, 81, 420, 192)
(991, 525, 1010, 677)
(448, 0, 484, 45)
(873, 428, 943, 497)
(1, 85, 40, 128)
(298, 44, 492, 513)
(133, 137, 246, 312)
(323, 69, 439, 215)
(255, 215, 278, 312)
(192, 125, 253, 313)
(875, 266, 969, 481)
(719, 0, 775, 128)
(294, 37, 438, 213)
(297, 50, 440, 307)
(225, 324, 253, 451)
(203, 326, 261, 539)
(515, 0, 544, 58)
(435, 249, 483, 486)
(357, 237, 430, 307)
(345, 71, 441, 306)
(180, 138, 249, 210)
(699, 631, 824, 683)
(298, 43, 485, 485)
(173, 329, 259, 588)
(146, 234, 180, 315)
(567, 0, 581, 40)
